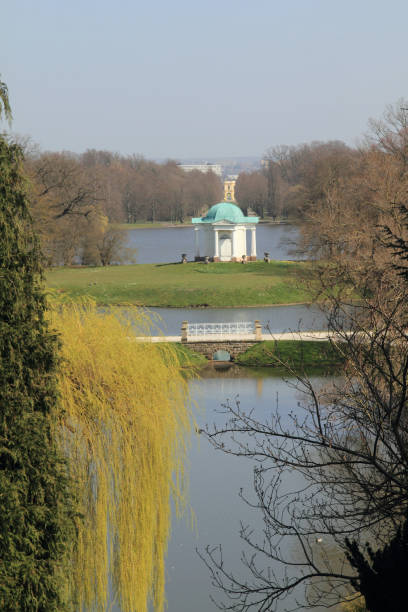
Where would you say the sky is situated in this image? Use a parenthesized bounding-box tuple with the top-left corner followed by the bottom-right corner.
(2, 0, 408, 159)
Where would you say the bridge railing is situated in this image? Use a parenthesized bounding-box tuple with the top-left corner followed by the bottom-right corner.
(181, 320, 262, 341)
(188, 322, 254, 336)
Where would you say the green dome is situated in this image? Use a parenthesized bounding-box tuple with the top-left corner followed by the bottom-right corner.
(191, 202, 258, 225)
(202, 202, 246, 223)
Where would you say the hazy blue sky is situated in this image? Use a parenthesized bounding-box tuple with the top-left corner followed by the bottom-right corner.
(2, 0, 408, 159)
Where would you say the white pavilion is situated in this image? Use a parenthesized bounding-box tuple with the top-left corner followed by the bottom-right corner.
(192, 202, 259, 262)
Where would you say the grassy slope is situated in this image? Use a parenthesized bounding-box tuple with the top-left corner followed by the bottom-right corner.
(236, 340, 345, 370)
(46, 261, 313, 307)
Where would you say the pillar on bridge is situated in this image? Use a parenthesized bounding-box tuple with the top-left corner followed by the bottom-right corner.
(255, 320, 262, 340)
(181, 321, 188, 343)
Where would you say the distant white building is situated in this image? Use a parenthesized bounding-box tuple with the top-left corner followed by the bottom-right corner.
(192, 202, 259, 262)
(177, 163, 223, 177)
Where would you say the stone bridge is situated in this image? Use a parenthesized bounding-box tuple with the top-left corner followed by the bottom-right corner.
(183, 339, 260, 359)
(135, 320, 332, 361)
(181, 320, 262, 360)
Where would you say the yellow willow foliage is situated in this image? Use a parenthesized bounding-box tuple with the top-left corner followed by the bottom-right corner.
(49, 302, 193, 612)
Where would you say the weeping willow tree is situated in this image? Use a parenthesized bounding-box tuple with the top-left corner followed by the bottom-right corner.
(49, 302, 193, 612)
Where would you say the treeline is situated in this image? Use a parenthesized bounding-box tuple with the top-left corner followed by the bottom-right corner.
(237, 103, 408, 266)
(235, 139, 358, 220)
(275, 104, 408, 263)
(25, 149, 223, 265)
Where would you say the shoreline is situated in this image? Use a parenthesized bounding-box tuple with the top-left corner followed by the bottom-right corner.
(73, 300, 314, 309)
(112, 219, 292, 230)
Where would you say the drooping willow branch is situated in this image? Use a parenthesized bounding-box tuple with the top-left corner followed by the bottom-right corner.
(50, 301, 194, 612)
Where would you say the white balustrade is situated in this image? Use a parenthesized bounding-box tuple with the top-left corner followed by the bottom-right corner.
(187, 321, 254, 336)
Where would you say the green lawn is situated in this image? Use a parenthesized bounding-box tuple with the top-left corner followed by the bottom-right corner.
(45, 261, 313, 307)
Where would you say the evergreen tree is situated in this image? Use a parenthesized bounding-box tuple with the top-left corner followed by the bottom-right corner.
(0, 136, 75, 610)
(345, 514, 408, 612)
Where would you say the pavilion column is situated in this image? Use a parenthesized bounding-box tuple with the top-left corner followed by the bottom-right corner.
(250, 227, 257, 260)
(231, 229, 237, 261)
(214, 230, 219, 261)
(194, 227, 200, 260)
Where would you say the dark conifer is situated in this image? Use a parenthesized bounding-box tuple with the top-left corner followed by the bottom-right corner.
(0, 136, 75, 610)
(345, 514, 408, 612)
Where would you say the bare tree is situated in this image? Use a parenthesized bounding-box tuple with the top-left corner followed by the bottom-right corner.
(28, 152, 101, 218)
(81, 225, 135, 266)
(199, 110, 408, 612)
(235, 172, 268, 217)
(263, 141, 357, 223)
(366, 99, 408, 167)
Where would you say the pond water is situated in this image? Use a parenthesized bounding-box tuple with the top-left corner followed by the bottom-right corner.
(109, 368, 330, 612)
(165, 370, 306, 612)
(124, 223, 299, 264)
(145, 303, 328, 336)
(115, 368, 328, 612)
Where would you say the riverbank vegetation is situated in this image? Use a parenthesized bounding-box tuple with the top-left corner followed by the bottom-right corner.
(235, 339, 345, 370)
(46, 260, 313, 307)
(51, 302, 194, 612)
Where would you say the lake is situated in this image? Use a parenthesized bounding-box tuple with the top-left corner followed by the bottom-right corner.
(124, 223, 300, 264)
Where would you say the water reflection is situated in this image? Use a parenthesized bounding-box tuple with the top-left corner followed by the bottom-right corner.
(109, 368, 338, 611)
(164, 370, 329, 612)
